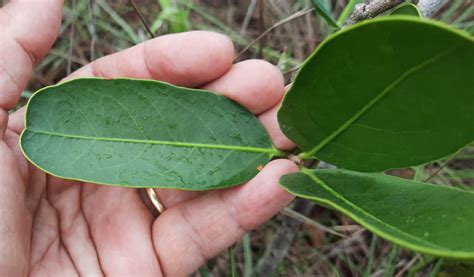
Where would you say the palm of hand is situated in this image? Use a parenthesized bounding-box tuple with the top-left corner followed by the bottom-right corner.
(0, 1, 297, 276)
(3, 134, 164, 275)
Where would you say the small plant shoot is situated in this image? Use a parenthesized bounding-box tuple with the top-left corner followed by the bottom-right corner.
(21, 16, 474, 259)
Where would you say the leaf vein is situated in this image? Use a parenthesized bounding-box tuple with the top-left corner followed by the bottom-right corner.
(26, 129, 277, 154)
(301, 169, 448, 250)
(301, 48, 455, 158)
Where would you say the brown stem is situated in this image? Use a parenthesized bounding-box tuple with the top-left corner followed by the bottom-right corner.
(344, 0, 404, 26)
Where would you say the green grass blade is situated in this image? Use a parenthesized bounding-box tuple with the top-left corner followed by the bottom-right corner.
(242, 233, 252, 277)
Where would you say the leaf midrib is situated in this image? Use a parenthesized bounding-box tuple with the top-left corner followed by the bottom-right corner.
(300, 168, 447, 250)
(26, 129, 279, 155)
(301, 48, 455, 159)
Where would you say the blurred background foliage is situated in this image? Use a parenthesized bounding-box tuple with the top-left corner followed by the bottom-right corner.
(19, 0, 474, 276)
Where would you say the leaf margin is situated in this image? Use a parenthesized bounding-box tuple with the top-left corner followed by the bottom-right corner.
(279, 167, 474, 259)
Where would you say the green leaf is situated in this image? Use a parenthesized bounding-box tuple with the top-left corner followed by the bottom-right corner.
(279, 168, 474, 259)
(21, 78, 280, 190)
(390, 3, 421, 17)
(311, 0, 340, 28)
(278, 17, 474, 172)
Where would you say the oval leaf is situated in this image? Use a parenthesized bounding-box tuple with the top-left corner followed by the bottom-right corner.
(278, 17, 474, 172)
(390, 3, 421, 17)
(280, 169, 474, 259)
(20, 78, 280, 190)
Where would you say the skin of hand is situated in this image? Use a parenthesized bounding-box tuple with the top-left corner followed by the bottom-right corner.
(0, 0, 298, 276)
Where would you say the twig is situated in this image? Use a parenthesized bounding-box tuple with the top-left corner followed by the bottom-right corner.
(342, 0, 445, 27)
(128, 0, 155, 38)
(417, 0, 444, 18)
(332, 224, 361, 232)
(234, 7, 315, 61)
(344, 0, 403, 26)
(323, 228, 366, 258)
(423, 161, 449, 182)
(424, 150, 462, 182)
(281, 207, 347, 238)
(395, 254, 421, 277)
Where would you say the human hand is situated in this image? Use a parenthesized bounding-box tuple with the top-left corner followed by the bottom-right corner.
(0, 1, 297, 276)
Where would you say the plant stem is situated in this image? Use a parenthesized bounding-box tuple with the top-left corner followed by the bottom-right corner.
(344, 0, 403, 26)
(128, 0, 155, 38)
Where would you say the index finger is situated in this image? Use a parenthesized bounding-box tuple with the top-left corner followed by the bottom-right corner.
(8, 31, 235, 132)
(68, 31, 234, 88)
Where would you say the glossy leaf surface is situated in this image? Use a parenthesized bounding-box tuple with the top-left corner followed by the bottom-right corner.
(21, 78, 279, 190)
(390, 3, 421, 16)
(278, 17, 474, 172)
(280, 169, 474, 259)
